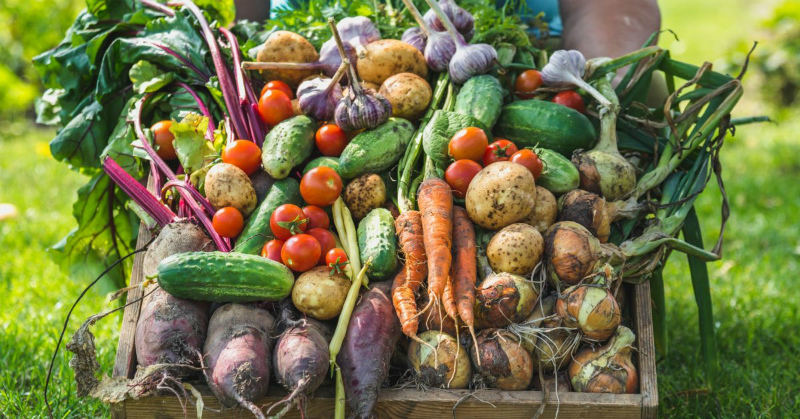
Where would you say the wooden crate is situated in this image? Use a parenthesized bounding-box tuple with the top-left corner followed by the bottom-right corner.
(112, 222, 658, 419)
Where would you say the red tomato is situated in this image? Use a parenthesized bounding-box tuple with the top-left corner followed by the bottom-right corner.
(445, 159, 483, 198)
(448, 127, 489, 163)
(300, 167, 343, 207)
(552, 90, 586, 113)
(151, 120, 176, 160)
(261, 80, 294, 99)
(269, 204, 308, 240)
(258, 89, 294, 126)
(212, 207, 244, 238)
(510, 149, 544, 180)
(307, 228, 336, 265)
(482, 139, 519, 166)
(515, 70, 543, 99)
(315, 124, 349, 157)
(302, 205, 330, 230)
(221, 140, 262, 175)
(260, 239, 285, 263)
(326, 248, 350, 274)
(281, 234, 321, 272)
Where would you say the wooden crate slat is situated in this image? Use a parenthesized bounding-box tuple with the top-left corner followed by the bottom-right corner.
(633, 281, 659, 419)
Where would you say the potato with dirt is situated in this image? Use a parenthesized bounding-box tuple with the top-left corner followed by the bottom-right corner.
(256, 31, 320, 88)
(356, 40, 428, 85)
(523, 186, 558, 234)
(344, 173, 387, 220)
(379, 73, 432, 120)
(291, 266, 350, 320)
(486, 223, 544, 276)
(466, 161, 537, 230)
(204, 163, 257, 216)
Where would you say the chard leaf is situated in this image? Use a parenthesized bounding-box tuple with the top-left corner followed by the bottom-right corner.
(171, 114, 218, 175)
(194, 0, 236, 27)
(130, 61, 175, 94)
(50, 172, 139, 290)
(86, 0, 136, 20)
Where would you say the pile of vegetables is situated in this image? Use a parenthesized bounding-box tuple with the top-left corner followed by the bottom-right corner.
(39, 0, 746, 416)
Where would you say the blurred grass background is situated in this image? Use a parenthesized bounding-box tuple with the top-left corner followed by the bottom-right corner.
(1, 0, 799, 417)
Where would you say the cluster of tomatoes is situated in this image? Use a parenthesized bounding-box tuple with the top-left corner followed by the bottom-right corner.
(444, 127, 544, 198)
(514, 69, 586, 113)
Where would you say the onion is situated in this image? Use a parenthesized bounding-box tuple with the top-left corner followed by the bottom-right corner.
(514, 294, 580, 372)
(470, 329, 534, 390)
(569, 326, 638, 393)
(474, 272, 539, 330)
(408, 330, 472, 389)
(532, 371, 572, 392)
(556, 284, 621, 342)
(544, 221, 624, 285)
(558, 190, 639, 243)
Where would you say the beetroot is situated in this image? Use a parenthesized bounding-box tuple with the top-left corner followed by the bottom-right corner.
(135, 222, 213, 373)
(204, 303, 275, 418)
(337, 282, 401, 419)
(270, 318, 331, 416)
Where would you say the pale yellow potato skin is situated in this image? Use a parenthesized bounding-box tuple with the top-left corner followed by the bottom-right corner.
(523, 186, 558, 234)
(344, 174, 386, 220)
(292, 266, 350, 320)
(487, 223, 544, 276)
(204, 163, 257, 216)
(256, 31, 320, 88)
(379, 73, 432, 120)
(465, 162, 537, 230)
(356, 40, 428, 85)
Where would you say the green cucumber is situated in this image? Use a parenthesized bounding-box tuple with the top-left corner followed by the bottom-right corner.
(495, 100, 596, 157)
(303, 156, 341, 176)
(235, 178, 302, 254)
(157, 252, 295, 302)
(454, 75, 504, 129)
(339, 118, 415, 179)
(535, 147, 580, 194)
(262, 116, 316, 179)
(357, 208, 397, 281)
(423, 110, 491, 168)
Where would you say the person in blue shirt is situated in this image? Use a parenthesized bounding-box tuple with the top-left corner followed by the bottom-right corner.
(234, 0, 660, 67)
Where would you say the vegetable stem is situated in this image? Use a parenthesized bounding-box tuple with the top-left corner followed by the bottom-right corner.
(328, 17, 363, 96)
(103, 157, 177, 227)
(241, 61, 322, 71)
(335, 367, 345, 419)
(425, 0, 465, 46)
(401, 0, 430, 35)
(593, 77, 621, 153)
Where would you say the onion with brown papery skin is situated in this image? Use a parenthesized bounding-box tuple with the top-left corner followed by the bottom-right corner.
(524, 186, 558, 234)
(569, 326, 638, 394)
(556, 285, 621, 342)
(474, 272, 539, 330)
(513, 294, 580, 372)
(544, 221, 623, 286)
(470, 329, 534, 390)
(532, 371, 572, 392)
(557, 190, 639, 243)
(408, 330, 472, 389)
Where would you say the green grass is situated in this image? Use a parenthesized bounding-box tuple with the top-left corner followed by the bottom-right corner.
(1, 0, 798, 417)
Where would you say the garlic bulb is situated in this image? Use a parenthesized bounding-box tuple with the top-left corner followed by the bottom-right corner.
(297, 63, 347, 120)
(423, 0, 474, 41)
(424, 0, 496, 84)
(403, 0, 456, 72)
(319, 38, 358, 79)
(556, 284, 621, 342)
(336, 16, 381, 58)
(402, 27, 427, 53)
(569, 326, 638, 393)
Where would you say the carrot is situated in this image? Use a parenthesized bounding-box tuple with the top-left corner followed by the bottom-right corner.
(452, 206, 479, 358)
(417, 178, 453, 305)
(392, 211, 427, 337)
(442, 272, 458, 321)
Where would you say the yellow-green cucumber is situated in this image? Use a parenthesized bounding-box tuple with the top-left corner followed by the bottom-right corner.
(535, 147, 580, 195)
(356, 208, 397, 281)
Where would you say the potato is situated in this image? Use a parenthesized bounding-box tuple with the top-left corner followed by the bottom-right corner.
(465, 162, 537, 230)
(256, 31, 319, 88)
(292, 266, 350, 320)
(523, 186, 557, 234)
(204, 163, 257, 216)
(487, 223, 544, 276)
(356, 40, 428, 85)
(344, 174, 387, 220)
(379, 73, 432, 120)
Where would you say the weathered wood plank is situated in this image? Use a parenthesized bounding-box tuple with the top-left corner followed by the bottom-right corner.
(124, 386, 644, 419)
(633, 281, 659, 418)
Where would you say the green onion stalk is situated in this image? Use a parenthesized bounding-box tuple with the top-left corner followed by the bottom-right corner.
(397, 72, 450, 213)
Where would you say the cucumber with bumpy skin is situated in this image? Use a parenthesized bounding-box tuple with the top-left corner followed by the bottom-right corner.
(357, 208, 397, 281)
(339, 118, 415, 179)
(157, 252, 295, 302)
(495, 100, 596, 156)
(262, 116, 316, 179)
(454, 75, 504, 129)
(303, 156, 341, 176)
(535, 147, 580, 195)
